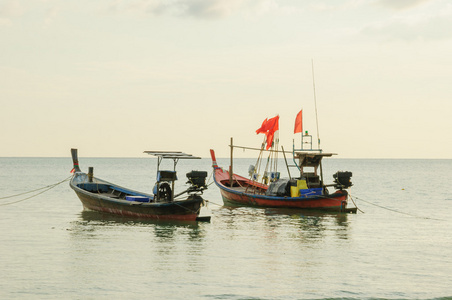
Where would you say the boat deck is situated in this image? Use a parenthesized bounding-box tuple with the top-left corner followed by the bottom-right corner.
(226, 185, 266, 195)
(99, 192, 120, 199)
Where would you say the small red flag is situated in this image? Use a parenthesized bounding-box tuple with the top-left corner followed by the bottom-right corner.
(294, 110, 302, 134)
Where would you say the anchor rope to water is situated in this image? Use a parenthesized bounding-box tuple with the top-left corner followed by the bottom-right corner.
(349, 194, 365, 213)
(353, 195, 443, 221)
(0, 175, 72, 206)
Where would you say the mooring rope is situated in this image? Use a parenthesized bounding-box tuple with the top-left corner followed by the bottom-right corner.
(0, 175, 72, 206)
(353, 195, 443, 221)
(204, 171, 227, 207)
(171, 201, 200, 214)
(349, 194, 365, 213)
(206, 170, 213, 186)
(204, 200, 223, 207)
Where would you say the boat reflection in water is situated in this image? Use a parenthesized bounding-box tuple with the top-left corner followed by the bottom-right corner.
(214, 206, 353, 242)
(264, 207, 352, 239)
(70, 210, 207, 240)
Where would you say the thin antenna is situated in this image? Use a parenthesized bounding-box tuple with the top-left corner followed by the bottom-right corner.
(300, 109, 303, 150)
(311, 59, 320, 149)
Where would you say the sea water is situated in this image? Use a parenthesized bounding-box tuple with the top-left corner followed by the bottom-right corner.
(0, 157, 451, 299)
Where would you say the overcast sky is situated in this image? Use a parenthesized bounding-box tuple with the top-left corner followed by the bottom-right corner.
(1, 0, 451, 158)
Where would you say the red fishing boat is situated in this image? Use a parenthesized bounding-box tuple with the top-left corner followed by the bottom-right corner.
(210, 113, 356, 213)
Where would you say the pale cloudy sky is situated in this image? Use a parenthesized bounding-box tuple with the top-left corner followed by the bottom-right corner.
(1, 0, 451, 158)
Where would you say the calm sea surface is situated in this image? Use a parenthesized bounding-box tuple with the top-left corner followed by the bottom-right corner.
(1, 157, 451, 299)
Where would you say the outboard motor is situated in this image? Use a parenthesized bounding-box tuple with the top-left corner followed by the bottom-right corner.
(333, 171, 353, 189)
(186, 171, 208, 192)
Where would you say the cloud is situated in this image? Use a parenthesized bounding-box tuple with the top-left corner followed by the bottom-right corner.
(0, 0, 25, 18)
(361, 0, 452, 41)
(0, 0, 60, 27)
(176, 0, 242, 19)
(309, 0, 366, 12)
(362, 10, 452, 41)
(0, 0, 25, 25)
(107, 0, 285, 19)
(375, 0, 434, 10)
(44, 5, 58, 25)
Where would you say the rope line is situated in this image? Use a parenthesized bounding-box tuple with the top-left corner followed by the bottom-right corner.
(0, 175, 72, 206)
(349, 194, 365, 213)
(206, 170, 213, 186)
(171, 201, 200, 214)
(205, 200, 223, 207)
(0, 177, 70, 200)
(353, 195, 443, 221)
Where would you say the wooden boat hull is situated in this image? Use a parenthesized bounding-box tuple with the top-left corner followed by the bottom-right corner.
(213, 167, 348, 212)
(70, 173, 203, 221)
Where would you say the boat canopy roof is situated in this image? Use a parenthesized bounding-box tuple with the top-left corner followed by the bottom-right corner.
(294, 151, 336, 168)
(143, 151, 201, 160)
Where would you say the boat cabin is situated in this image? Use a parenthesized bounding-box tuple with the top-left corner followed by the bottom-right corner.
(293, 151, 335, 188)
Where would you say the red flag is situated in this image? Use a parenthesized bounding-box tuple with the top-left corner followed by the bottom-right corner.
(265, 115, 279, 149)
(266, 115, 279, 134)
(256, 116, 279, 135)
(256, 115, 279, 149)
(256, 118, 268, 134)
(266, 131, 275, 150)
(294, 110, 302, 134)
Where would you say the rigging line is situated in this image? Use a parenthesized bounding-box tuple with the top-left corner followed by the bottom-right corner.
(255, 138, 266, 177)
(311, 59, 320, 149)
(353, 195, 444, 221)
(0, 175, 72, 206)
(232, 144, 291, 154)
(273, 135, 279, 174)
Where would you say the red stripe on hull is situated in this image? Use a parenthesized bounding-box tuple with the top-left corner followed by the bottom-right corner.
(82, 203, 199, 221)
(219, 189, 347, 210)
(74, 191, 202, 221)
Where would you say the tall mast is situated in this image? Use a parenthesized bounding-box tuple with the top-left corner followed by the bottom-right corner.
(300, 109, 303, 150)
(311, 59, 320, 150)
